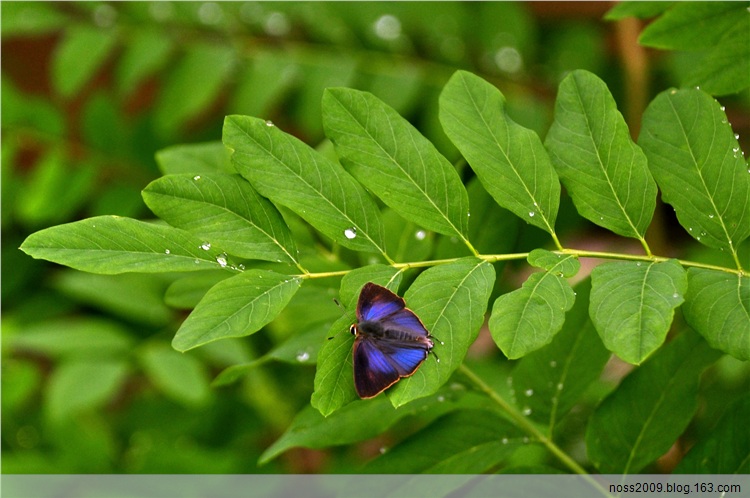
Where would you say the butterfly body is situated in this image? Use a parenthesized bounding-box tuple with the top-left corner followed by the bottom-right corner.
(350, 282, 434, 399)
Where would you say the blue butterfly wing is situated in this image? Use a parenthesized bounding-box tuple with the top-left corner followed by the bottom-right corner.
(357, 282, 405, 323)
(352, 282, 434, 398)
(353, 336, 401, 398)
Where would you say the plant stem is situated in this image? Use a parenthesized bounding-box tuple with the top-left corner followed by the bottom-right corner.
(458, 364, 613, 498)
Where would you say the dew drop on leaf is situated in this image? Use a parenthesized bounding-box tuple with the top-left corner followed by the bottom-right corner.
(549, 360, 557, 368)
(164, 249, 170, 255)
(524, 389, 533, 397)
(200, 242, 211, 250)
(522, 407, 532, 416)
(344, 227, 357, 239)
(296, 351, 310, 362)
(529, 211, 535, 217)
(265, 120, 275, 127)
(216, 254, 228, 267)
(193, 175, 201, 181)
(415, 230, 426, 241)
(501, 437, 509, 444)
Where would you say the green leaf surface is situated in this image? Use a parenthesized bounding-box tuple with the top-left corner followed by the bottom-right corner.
(172, 270, 301, 352)
(638, 2, 745, 50)
(262, 386, 485, 465)
(155, 141, 234, 175)
(1, 2, 67, 36)
(139, 343, 210, 407)
(365, 410, 524, 473)
(223, 115, 389, 257)
(7, 318, 134, 358)
(20, 215, 236, 274)
(512, 279, 611, 431)
(439, 70, 560, 235)
(527, 249, 580, 277)
(52, 25, 118, 98)
(311, 265, 402, 416)
(143, 173, 298, 264)
(154, 42, 235, 137)
(639, 88, 750, 253)
(590, 260, 687, 364)
(586, 330, 722, 474)
(115, 28, 173, 97)
(676, 394, 750, 473)
(683, 269, 750, 361)
(389, 258, 495, 407)
(53, 272, 173, 328)
(322, 87, 471, 243)
(489, 262, 577, 359)
(687, 22, 750, 96)
(45, 359, 129, 420)
(545, 70, 656, 240)
(604, 2, 674, 21)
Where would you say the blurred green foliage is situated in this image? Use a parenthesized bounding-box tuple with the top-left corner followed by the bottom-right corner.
(3, 1, 748, 474)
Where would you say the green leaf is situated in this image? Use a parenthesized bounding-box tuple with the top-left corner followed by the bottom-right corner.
(489, 257, 577, 359)
(155, 141, 234, 175)
(676, 394, 750, 473)
(389, 258, 495, 407)
(223, 115, 389, 257)
(311, 265, 402, 416)
(20, 215, 236, 274)
(365, 410, 524, 473)
(512, 279, 611, 431)
(230, 50, 298, 119)
(139, 343, 210, 407)
(545, 70, 656, 240)
(683, 269, 750, 361)
(7, 318, 134, 358)
(262, 386, 483, 465)
(639, 88, 750, 253)
(322, 87, 471, 244)
(154, 42, 235, 137)
(685, 17, 750, 96)
(439, 70, 560, 235)
(52, 25, 118, 98)
(590, 260, 687, 364)
(1, 2, 67, 36)
(45, 360, 129, 420)
(586, 330, 722, 474)
(604, 2, 674, 21)
(527, 249, 580, 277)
(638, 3, 745, 50)
(115, 28, 173, 98)
(142, 173, 298, 264)
(172, 270, 302, 352)
(53, 272, 174, 328)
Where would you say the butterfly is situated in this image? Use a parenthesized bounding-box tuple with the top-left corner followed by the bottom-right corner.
(350, 282, 435, 399)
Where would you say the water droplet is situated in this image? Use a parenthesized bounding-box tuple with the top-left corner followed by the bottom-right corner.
(379, 446, 387, 454)
(296, 351, 310, 362)
(695, 85, 701, 90)
(689, 227, 693, 231)
(264, 11, 290, 36)
(529, 211, 535, 217)
(709, 214, 715, 219)
(700, 231, 707, 237)
(494, 46, 523, 74)
(200, 242, 211, 250)
(344, 227, 357, 239)
(672, 292, 680, 299)
(415, 230, 426, 241)
(501, 437, 509, 444)
(198, 2, 223, 25)
(636, 262, 641, 267)
(557, 383, 564, 391)
(720, 105, 726, 111)
(194, 259, 201, 264)
(549, 360, 557, 368)
(93, 3, 117, 27)
(237, 264, 245, 271)
(373, 14, 401, 40)
(164, 249, 171, 255)
(522, 407, 532, 416)
(216, 254, 228, 268)
(524, 389, 533, 397)
(265, 120, 275, 127)
(735, 133, 740, 140)
(193, 175, 201, 181)
(437, 395, 445, 402)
